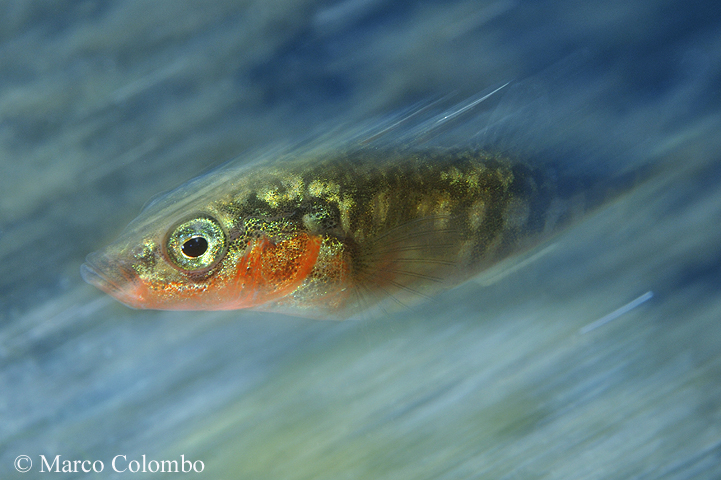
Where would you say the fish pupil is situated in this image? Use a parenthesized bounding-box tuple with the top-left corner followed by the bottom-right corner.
(181, 236, 208, 258)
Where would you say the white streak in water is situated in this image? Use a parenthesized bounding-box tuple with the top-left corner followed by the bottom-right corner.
(430, 82, 510, 128)
(580, 291, 654, 334)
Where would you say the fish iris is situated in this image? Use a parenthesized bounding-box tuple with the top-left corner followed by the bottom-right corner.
(166, 216, 226, 272)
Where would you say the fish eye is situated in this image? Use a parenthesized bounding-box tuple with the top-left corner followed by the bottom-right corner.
(181, 236, 208, 258)
(166, 216, 226, 272)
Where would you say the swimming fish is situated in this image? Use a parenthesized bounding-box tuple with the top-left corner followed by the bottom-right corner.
(81, 148, 625, 319)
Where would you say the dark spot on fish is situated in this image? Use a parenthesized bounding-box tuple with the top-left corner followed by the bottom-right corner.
(182, 236, 209, 258)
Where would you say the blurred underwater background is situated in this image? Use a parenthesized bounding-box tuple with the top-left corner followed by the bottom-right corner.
(1, 0, 721, 478)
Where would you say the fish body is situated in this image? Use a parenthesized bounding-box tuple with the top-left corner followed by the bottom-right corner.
(82, 149, 603, 319)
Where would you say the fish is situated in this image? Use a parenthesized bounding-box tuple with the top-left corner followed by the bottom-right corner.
(81, 144, 637, 320)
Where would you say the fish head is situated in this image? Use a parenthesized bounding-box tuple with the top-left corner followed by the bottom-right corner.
(81, 177, 323, 311)
(82, 211, 230, 309)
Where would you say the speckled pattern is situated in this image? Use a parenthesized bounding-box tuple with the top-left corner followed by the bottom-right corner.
(83, 150, 576, 318)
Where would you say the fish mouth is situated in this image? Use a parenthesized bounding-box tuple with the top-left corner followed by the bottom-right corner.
(81, 251, 140, 307)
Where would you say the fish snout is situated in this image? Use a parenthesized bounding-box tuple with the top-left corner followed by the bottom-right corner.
(81, 250, 140, 305)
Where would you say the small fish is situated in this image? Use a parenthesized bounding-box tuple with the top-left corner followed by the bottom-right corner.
(82, 146, 632, 319)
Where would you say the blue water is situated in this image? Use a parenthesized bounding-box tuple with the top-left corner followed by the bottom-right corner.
(1, 1, 720, 478)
